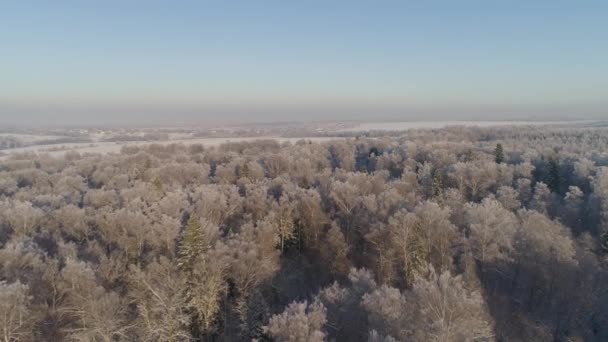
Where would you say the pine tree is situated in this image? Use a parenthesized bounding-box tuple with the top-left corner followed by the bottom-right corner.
(433, 169, 444, 198)
(240, 162, 251, 180)
(464, 149, 474, 162)
(153, 176, 164, 192)
(548, 156, 561, 193)
(177, 216, 224, 337)
(494, 143, 504, 164)
(178, 216, 207, 274)
(600, 229, 608, 254)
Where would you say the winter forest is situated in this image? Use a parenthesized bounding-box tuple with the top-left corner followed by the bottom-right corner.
(2, 125, 608, 342)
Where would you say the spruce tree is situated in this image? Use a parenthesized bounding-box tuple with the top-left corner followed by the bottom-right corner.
(494, 143, 504, 164)
(464, 149, 474, 162)
(548, 156, 561, 193)
(152, 176, 164, 192)
(177, 216, 223, 337)
(405, 220, 428, 287)
(600, 229, 608, 254)
(240, 162, 251, 180)
(178, 216, 207, 274)
(433, 169, 444, 198)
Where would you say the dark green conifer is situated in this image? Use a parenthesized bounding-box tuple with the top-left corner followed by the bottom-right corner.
(548, 156, 561, 193)
(494, 143, 504, 164)
(433, 169, 444, 198)
(240, 162, 251, 180)
(178, 216, 207, 273)
(152, 176, 163, 192)
(600, 230, 608, 254)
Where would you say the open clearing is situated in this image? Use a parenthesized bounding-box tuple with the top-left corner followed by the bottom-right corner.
(1, 120, 600, 160)
(338, 120, 596, 131)
(0, 136, 339, 159)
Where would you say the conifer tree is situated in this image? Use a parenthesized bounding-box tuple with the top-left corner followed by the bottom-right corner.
(178, 216, 207, 274)
(464, 149, 474, 162)
(494, 143, 504, 164)
(600, 229, 608, 254)
(177, 216, 224, 337)
(548, 156, 561, 193)
(153, 176, 164, 192)
(433, 169, 444, 198)
(240, 162, 251, 180)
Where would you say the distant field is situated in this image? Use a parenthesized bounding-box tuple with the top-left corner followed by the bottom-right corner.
(1, 120, 600, 160)
(0, 133, 65, 143)
(338, 120, 596, 131)
(0, 136, 339, 159)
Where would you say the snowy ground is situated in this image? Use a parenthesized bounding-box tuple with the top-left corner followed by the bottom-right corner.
(1, 120, 600, 160)
(0, 136, 339, 159)
(337, 120, 595, 131)
(0, 133, 65, 143)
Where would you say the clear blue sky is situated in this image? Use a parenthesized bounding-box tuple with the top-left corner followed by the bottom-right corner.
(1, 1, 607, 125)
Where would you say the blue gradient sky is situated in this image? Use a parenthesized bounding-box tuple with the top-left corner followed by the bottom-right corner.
(1, 1, 607, 125)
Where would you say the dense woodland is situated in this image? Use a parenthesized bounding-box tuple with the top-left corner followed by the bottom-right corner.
(1, 126, 608, 341)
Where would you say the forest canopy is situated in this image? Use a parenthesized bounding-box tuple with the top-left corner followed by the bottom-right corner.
(1, 125, 608, 341)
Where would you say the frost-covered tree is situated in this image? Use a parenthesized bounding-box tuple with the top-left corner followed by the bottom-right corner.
(409, 267, 494, 342)
(432, 168, 444, 198)
(387, 210, 426, 287)
(177, 216, 217, 273)
(465, 198, 518, 267)
(0, 281, 33, 342)
(0, 125, 607, 341)
(265, 301, 327, 342)
(494, 143, 504, 164)
(496, 185, 521, 211)
(128, 258, 191, 341)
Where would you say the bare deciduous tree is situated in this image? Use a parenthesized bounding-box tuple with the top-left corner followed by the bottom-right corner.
(265, 301, 327, 342)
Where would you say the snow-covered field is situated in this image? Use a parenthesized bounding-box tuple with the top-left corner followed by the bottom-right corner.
(338, 120, 594, 131)
(0, 133, 64, 143)
(1, 120, 599, 160)
(0, 136, 338, 159)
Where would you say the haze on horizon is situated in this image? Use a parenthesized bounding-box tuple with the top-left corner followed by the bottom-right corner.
(1, 1, 607, 126)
